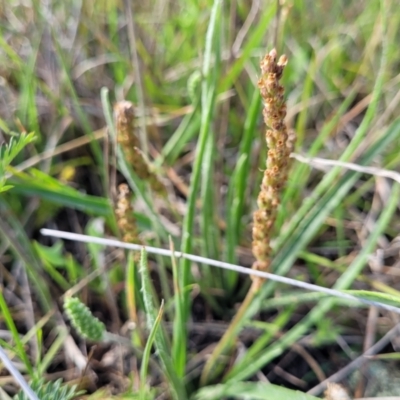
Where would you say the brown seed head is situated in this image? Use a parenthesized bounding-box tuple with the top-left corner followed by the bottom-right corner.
(251, 49, 296, 287)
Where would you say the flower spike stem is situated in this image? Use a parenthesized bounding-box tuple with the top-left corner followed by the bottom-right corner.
(201, 49, 295, 384)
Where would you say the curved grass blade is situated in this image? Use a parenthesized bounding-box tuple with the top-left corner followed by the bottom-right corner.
(139, 300, 164, 400)
(274, 0, 390, 254)
(219, 3, 277, 92)
(225, 89, 261, 290)
(175, 0, 223, 377)
(139, 249, 186, 400)
(157, 107, 201, 167)
(9, 169, 113, 218)
(227, 180, 400, 382)
(0, 291, 33, 375)
(278, 89, 357, 229)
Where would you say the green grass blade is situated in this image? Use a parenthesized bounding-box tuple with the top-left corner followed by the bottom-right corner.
(0, 199, 52, 313)
(278, 89, 357, 228)
(18, 42, 40, 136)
(200, 3, 222, 263)
(294, 55, 316, 148)
(158, 109, 201, 166)
(201, 133, 219, 258)
(225, 89, 261, 290)
(341, 290, 400, 308)
(193, 381, 319, 400)
(176, 0, 223, 377)
(231, 305, 295, 371)
(170, 237, 186, 377)
(219, 3, 276, 91)
(140, 300, 164, 400)
(0, 34, 23, 68)
(10, 170, 113, 218)
(227, 180, 400, 382)
(275, 0, 389, 253)
(139, 249, 186, 399)
(0, 290, 33, 375)
(126, 252, 143, 347)
(33, 242, 70, 291)
(36, 326, 68, 376)
(226, 62, 399, 381)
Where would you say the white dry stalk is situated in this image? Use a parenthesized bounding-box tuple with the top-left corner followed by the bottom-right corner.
(291, 153, 400, 184)
(0, 346, 39, 400)
(41, 228, 400, 315)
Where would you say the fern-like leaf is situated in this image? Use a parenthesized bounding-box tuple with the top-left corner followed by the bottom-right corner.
(13, 378, 84, 400)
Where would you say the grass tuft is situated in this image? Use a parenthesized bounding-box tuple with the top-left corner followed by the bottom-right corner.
(2, 0, 400, 398)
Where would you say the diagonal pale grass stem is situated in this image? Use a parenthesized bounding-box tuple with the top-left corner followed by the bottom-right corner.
(40, 228, 400, 315)
(0, 346, 39, 400)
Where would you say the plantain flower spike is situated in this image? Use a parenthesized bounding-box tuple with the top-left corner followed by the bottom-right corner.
(252, 49, 296, 288)
(115, 183, 140, 244)
(114, 101, 165, 195)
